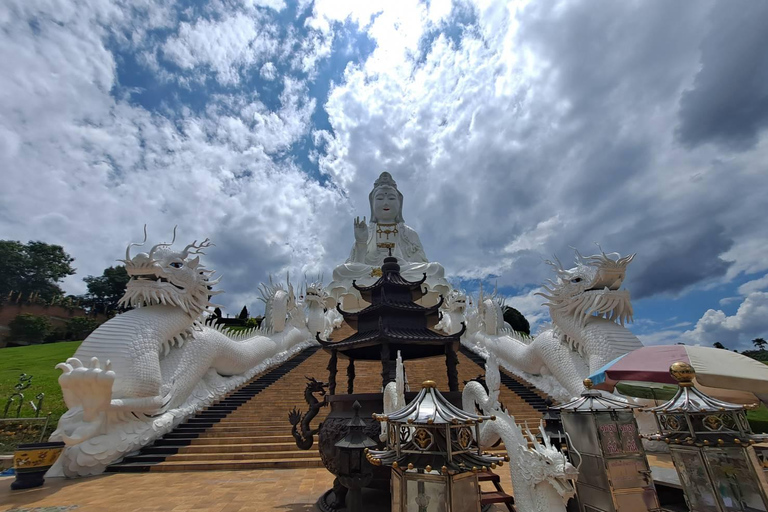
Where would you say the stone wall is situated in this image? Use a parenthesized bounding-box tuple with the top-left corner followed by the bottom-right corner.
(0, 303, 107, 345)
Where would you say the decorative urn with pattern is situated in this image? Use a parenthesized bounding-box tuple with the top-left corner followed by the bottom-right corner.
(367, 380, 506, 512)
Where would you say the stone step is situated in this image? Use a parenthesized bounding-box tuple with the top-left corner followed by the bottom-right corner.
(110, 334, 548, 474)
(107, 458, 325, 472)
(125, 450, 322, 463)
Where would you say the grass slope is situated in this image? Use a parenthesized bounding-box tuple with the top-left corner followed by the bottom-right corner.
(0, 341, 81, 422)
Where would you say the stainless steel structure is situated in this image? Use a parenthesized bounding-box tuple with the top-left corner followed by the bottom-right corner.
(645, 362, 768, 512)
(367, 380, 507, 512)
(556, 378, 661, 512)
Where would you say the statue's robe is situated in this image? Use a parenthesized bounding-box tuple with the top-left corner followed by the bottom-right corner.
(328, 222, 450, 305)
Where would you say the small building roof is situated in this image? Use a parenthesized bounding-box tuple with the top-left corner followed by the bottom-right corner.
(555, 379, 637, 412)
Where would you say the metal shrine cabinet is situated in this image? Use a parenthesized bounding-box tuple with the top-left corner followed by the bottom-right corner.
(556, 379, 661, 512)
(646, 362, 768, 512)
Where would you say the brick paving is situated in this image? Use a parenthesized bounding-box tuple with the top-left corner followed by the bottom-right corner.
(1, 468, 515, 511)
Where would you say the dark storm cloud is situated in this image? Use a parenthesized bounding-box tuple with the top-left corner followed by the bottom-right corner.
(677, 1, 768, 150)
(620, 224, 733, 299)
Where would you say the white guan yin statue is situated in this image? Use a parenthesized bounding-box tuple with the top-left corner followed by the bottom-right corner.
(327, 172, 450, 309)
(47, 228, 314, 477)
(464, 246, 643, 400)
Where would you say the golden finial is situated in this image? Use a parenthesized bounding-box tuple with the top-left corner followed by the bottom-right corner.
(425, 465, 432, 473)
(407, 463, 414, 470)
(422, 380, 437, 389)
(669, 362, 695, 387)
(583, 378, 593, 390)
(392, 461, 398, 469)
(441, 466, 448, 474)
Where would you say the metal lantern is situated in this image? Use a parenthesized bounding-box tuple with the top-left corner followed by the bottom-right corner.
(645, 362, 768, 512)
(367, 380, 506, 512)
(555, 378, 661, 512)
(334, 400, 378, 512)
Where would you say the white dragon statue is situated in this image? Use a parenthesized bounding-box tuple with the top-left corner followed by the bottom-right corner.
(462, 355, 579, 512)
(435, 288, 468, 335)
(302, 277, 342, 341)
(380, 351, 407, 442)
(47, 228, 314, 477)
(464, 246, 643, 399)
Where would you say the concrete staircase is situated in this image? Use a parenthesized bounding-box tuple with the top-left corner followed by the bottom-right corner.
(108, 341, 547, 473)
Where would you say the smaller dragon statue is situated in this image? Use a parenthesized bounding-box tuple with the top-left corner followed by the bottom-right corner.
(258, 275, 302, 334)
(289, 376, 328, 450)
(435, 289, 468, 335)
(462, 357, 579, 512)
(303, 277, 342, 341)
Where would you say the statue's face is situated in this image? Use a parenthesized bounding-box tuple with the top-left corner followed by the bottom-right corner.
(373, 186, 399, 223)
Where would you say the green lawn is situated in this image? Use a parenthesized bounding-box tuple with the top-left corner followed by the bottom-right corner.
(1, 341, 81, 422)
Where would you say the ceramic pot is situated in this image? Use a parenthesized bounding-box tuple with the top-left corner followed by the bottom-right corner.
(10, 441, 65, 490)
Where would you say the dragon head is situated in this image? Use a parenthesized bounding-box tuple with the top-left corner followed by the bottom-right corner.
(537, 246, 635, 327)
(305, 376, 328, 396)
(522, 421, 578, 502)
(443, 289, 468, 314)
(118, 226, 222, 318)
(477, 283, 506, 335)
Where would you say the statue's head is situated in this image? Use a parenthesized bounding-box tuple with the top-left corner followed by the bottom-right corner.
(369, 172, 404, 224)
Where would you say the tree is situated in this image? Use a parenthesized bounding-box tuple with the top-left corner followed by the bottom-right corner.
(238, 305, 249, 320)
(0, 241, 75, 301)
(8, 314, 51, 343)
(82, 265, 130, 315)
(753, 338, 767, 351)
(502, 306, 530, 335)
(713, 342, 727, 350)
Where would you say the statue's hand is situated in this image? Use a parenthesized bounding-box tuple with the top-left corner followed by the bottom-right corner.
(354, 216, 368, 243)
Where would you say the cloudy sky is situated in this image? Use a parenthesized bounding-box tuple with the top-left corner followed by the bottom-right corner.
(2, 0, 767, 350)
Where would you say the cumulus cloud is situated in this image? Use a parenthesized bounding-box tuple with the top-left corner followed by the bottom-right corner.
(1, 0, 768, 327)
(260, 61, 277, 80)
(682, 291, 768, 349)
(162, 12, 280, 85)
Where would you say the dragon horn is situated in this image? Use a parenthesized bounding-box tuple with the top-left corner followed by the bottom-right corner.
(148, 226, 178, 260)
(523, 421, 537, 445)
(125, 224, 148, 261)
(539, 419, 551, 449)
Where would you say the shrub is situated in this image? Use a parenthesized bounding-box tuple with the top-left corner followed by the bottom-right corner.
(245, 317, 262, 329)
(8, 314, 51, 343)
(66, 316, 100, 340)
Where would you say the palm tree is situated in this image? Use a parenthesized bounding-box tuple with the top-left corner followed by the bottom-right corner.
(753, 338, 767, 351)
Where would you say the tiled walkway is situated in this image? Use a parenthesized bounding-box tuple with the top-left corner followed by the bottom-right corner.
(1, 468, 515, 511)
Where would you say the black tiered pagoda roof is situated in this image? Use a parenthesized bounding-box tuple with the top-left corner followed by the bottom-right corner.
(320, 255, 464, 392)
(319, 256, 463, 361)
